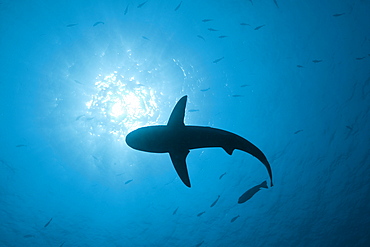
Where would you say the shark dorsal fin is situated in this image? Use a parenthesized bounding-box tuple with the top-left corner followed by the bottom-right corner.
(167, 96, 187, 127)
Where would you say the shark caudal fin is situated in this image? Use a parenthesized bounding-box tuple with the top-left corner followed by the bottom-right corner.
(253, 154, 273, 187)
(234, 136, 274, 187)
(261, 158, 273, 187)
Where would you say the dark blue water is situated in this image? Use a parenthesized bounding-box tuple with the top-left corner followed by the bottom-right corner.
(1, 0, 370, 246)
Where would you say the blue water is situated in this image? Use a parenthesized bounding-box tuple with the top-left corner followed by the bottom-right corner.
(1, 0, 370, 246)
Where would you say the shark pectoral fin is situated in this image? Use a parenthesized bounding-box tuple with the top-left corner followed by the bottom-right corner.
(169, 150, 191, 187)
(223, 146, 235, 155)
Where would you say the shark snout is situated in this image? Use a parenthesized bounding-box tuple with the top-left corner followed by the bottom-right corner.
(125, 131, 137, 149)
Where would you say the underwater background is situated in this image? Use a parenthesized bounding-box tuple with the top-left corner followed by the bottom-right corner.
(1, 0, 370, 246)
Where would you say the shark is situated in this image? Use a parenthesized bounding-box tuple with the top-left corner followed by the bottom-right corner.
(126, 95, 273, 187)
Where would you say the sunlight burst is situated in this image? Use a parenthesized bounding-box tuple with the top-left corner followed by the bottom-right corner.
(84, 70, 158, 141)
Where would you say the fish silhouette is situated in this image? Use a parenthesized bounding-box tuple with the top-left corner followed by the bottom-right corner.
(126, 96, 273, 187)
(174, 1, 182, 11)
(210, 195, 220, 207)
(238, 181, 268, 204)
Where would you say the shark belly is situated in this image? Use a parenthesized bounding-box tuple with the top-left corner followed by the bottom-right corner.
(184, 126, 237, 150)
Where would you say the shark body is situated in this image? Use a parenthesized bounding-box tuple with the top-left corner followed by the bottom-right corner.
(126, 95, 273, 187)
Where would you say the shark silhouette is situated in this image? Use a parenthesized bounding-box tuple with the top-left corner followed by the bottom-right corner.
(126, 95, 273, 187)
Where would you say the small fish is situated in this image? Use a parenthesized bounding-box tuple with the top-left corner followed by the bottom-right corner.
(254, 25, 265, 30)
(200, 87, 210, 92)
(44, 218, 53, 228)
(74, 80, 83, 85)
(240, 23, 250, 26)
(137, 1, 147, 8)
(218, 35, 228, 38)
(356, 57, 365, 60)
(125, 179, 133, 184)
(213, 57, 224, 63)
(197, 35, 205, 41)
(219, 172, 226, 179)
(16, 144, 27, 148)
(232, 94, 243, 97)
(59, 242, 66, 247)
(116, 173, 124, 176)
(174, 1, 182, 11)
(208, 28, 218, 31)
(297, 65, 304, 68)
(197, 211, 205, 217)
(312, 59, 322, 63)
(188, 109, 199, 112)
(238, 181, 268, 204)
(75, 114, 84, 121)
(346, 125, 353, 130)
(202, 19, 213, 22)
(273, 0, 279, 8)
(93, 21, 104, 27)
(240, 84, 249, 87)
(210, 195, 220, 207)
(23, 234, 35, 238)
(230, 215, 240, 223)
(195, 241, 204, 247)
(142, 36, 150, 41)
(333, 13, 345, 17)
(124, 4, 129, 15)
(173, 207, 179, 215)
(92, 155, 99, 161)
(294, 129, 303, 134)
(66, 23, 78, 27)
